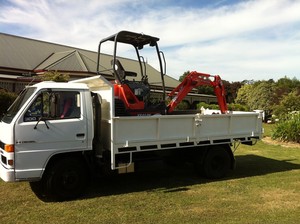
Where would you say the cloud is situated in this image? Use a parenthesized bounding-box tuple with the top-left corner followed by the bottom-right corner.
(0, 0, 300, 81)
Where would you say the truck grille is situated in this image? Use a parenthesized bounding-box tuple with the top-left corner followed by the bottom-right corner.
(0, 141, 4, 150)
(1, 155, 7, 165)
(0, 141, 8, 165)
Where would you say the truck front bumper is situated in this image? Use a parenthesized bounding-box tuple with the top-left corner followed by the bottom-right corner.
(0, 164, 15, 182)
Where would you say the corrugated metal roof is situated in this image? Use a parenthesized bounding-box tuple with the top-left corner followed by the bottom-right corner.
(35, 50, 89, 72)
(47, 53, 87, 71)
(0, 32, 180, 88)
(79, 52, 98, 71)
(0, 33, 73, 70)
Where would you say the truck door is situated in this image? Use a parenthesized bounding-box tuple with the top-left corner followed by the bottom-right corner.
(14, 90, 87, 180)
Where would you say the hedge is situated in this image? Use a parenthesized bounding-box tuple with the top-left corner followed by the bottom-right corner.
(0, 90, 17, 119)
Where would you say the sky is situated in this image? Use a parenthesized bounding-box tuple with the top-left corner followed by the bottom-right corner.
(0, 0, 300, 82)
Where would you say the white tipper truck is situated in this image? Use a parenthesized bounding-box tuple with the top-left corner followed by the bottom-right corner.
(0, 31, 263, 200)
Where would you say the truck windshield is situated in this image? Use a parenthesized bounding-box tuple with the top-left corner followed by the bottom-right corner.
(2, 87, 36, 124)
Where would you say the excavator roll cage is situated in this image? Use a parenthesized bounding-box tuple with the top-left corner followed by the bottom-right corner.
(97, 31, 166, 115)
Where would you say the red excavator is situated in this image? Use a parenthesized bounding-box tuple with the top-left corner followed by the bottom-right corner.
(97, 31, 227, 115)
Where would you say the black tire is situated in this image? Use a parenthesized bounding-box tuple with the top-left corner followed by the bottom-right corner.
(202, 146, 231, 179)
(44, 157, 88, 201)
(29, 180, 48, 200)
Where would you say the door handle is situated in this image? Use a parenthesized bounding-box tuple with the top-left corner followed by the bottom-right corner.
(76, 133, 85, 137)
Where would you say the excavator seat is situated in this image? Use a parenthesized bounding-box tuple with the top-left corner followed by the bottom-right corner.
(112, 59, 165, 116)
(112, 59, 137, 81)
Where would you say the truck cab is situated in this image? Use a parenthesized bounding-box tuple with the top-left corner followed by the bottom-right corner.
(0, 82, 93, 187)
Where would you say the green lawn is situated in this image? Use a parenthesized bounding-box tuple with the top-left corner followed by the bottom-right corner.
(263, 123, 274, 137)
(1, 130, 299, 223)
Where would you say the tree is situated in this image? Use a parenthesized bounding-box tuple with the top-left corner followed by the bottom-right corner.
(248, 81, 276, 112)
(276, 76, 300, 91)
(235, 84, 254, 105)
(40, 71, 70, 82)
(179, 71, 190, 82)
(223, 80, 242, 104)
(272, 91, 300, 117)
(235, 81, 276, 119)
(274, 76, 300, 105)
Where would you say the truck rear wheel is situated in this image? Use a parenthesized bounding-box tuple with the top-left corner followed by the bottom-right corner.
(201, 146, 231, 179)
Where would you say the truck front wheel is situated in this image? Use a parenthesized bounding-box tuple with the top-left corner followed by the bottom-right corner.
(31, 157, 88, 201)
(46, 157, 88, 201)
(201, 146, 231, 179)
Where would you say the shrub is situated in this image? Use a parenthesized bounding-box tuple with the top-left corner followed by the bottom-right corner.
(196, 102, 219, 110)
(272, 112, 300, 143)
(40, 71, 70, 82)
(227, 103, 249, 111)
(0, 90, 17, 119)
(175, 101, 190, 110)
(197, 102, 249, 111)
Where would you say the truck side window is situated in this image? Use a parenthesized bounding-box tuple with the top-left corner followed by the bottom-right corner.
(59, 92, 81, 119)
(24, 91, 81, 121)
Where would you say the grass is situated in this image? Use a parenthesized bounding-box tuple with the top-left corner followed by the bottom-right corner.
(263, 123, 274, 137)
(1, 125, 299, 224)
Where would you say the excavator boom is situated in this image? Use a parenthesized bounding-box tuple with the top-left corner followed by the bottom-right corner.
(167, 71, 228, 114)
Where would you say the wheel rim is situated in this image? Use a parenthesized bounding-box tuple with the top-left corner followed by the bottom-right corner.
(60, 169, 80, 191)
(211, 155, 225, 172)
